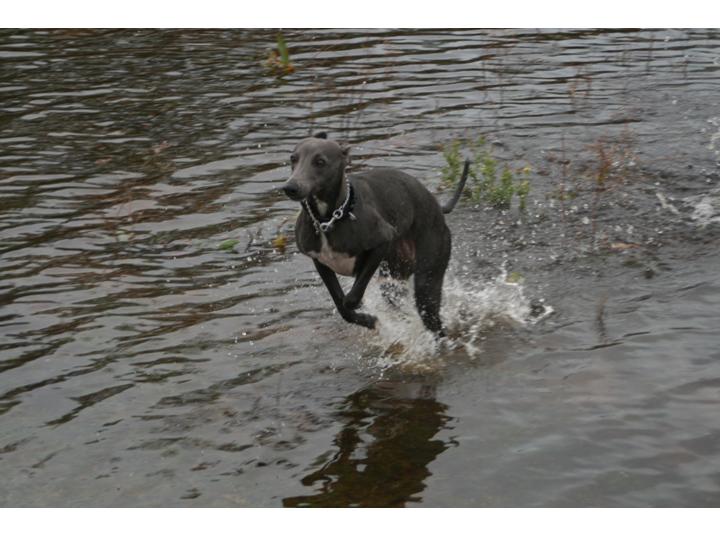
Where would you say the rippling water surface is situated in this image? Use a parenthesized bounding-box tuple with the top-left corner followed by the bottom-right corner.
(1, 29, 719, 507)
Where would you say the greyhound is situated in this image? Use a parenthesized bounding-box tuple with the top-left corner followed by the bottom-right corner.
(282, 133, 469, 336)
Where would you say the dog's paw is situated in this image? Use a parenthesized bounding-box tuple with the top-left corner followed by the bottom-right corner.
(354, 312, 377, 329)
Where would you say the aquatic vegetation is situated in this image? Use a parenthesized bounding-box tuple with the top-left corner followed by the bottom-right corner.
(586, 130, 638, 247)
(302, 81, 367, 141)
(441, 136, 532, 210)
(218, 238, 241, 251)
(271, 233, 288, 252)
(441, 139, 464, 189)
(567, 67, 593, 111)
(506, 271, 524, 284)
(543, 127, 641, 253)
(516, 177, 531, 212)
(220, 219, 290, 254)
(264, 32, 294, 75)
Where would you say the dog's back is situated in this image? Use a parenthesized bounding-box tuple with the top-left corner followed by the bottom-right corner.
(350, 168, 448, 239)
(348, 168, 451, 282)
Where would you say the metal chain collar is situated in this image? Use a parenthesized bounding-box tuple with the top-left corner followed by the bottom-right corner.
(302, 177, 356, 234)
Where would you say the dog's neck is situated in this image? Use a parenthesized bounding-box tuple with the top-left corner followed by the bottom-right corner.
(309, 173, 347, 219)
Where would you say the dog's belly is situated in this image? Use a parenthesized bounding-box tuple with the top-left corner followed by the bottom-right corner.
(308, 235, 356, 276)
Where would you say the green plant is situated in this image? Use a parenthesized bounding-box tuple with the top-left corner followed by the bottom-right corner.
(441, 139, 463, 189)
(488, 167, 516, 209)
(441, 136, 531, 211)
(218, 239, 240, 251)
(276, 33, 291, 68)
(264, 31, 294, 75)
(516, 178, 531, 211)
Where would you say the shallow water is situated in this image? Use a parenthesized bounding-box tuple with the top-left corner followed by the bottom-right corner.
(1, 29, 719, 507)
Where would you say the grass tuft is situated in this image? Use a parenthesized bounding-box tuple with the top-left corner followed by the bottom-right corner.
(441, 136, 531, 211)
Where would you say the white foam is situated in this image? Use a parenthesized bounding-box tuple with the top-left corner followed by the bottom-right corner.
(684, 187, 720, 227)
(359, 267, 543, 373)
(709, 116, 720, 157)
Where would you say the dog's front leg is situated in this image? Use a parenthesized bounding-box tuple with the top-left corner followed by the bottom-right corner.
(343, 243, 390, 311)
(313, 259, 377, 329)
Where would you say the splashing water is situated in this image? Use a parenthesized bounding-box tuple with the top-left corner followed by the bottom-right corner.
(684, 188, 720, 227)
(709, 116, 720, 158)
(360, 267, 543, 373)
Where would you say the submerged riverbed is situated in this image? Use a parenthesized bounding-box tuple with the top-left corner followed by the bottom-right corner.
(1, 29, 719, 507)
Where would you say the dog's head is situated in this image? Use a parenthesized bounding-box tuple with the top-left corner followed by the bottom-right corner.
(282, 132, 349, 202)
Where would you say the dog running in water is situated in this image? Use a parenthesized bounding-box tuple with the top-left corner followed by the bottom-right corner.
(282, 132, 469, 336)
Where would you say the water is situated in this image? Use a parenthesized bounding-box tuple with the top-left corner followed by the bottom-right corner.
(1, 28, 719, 507)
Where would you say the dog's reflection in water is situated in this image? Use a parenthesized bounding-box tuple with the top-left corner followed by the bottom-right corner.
(283, 378, 452, 507)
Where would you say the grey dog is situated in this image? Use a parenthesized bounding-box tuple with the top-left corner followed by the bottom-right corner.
(282, 133, 469, 335)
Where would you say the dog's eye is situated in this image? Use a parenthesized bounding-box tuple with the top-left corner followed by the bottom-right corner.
(314, 157, 326, 167)
(290, 154, 298, 164)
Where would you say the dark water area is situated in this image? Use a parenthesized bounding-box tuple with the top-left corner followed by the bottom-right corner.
(1, 28, 719, 507)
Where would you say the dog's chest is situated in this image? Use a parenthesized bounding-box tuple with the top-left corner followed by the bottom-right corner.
(307, 234, 356, 276)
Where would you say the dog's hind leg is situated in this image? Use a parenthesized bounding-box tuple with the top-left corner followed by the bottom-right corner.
(378, 263, 408, 308)
(414, 269, 445, 335)
(413, 230, 451, 336)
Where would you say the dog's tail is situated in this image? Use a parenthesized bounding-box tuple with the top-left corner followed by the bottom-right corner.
(441, 158, 470, 214)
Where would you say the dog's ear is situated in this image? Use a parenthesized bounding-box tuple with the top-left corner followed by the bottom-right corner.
(340, 143, 351, 165)
(313, 132, 328, 139)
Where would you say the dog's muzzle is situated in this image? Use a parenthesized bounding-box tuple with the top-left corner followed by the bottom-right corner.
(282, 181, 304, 201)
